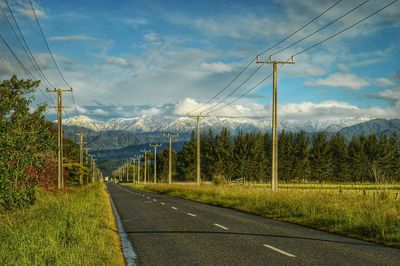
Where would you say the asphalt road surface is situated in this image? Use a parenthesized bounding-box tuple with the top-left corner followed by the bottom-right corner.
(107, 183, 400, 266)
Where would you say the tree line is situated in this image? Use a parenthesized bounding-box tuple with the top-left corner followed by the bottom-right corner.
(143, 128, 400, 184)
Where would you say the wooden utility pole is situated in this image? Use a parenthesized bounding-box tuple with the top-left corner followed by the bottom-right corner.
(256, 56, 295, 191)
(149, 144, 161, 183)
(141, 150, 150, 184)
(163, 133, 178, 184)
(92, 158, 96, 182)
(76, 132, 87, 185)
(131, 158, 136, 183)
(136, 155, 142, 183)
(188, 114, 208, 185)
(83, 148, 91, 184)
(47, 88, 72, 189)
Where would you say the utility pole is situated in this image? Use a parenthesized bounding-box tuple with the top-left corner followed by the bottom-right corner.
(92, 158, 96, 183)
(256, 56, 295, 191)
(188, 114, 208, 185)
(136, 155, 142, 183)
(84, 148, 91, 184)
(76, 132, 87, 185)
(149, 144, 161, 183)
(163, 133, 178, 184)
(47, 88, 72, 189)
(132, 158, 136, 183)
(141, 150, 150, 184)
(125, 162, 129, 183)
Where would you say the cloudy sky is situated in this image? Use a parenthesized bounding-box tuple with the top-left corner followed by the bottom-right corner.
(0, 0, 399, 121)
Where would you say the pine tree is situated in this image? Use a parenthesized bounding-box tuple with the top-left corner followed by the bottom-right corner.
(348, 136, 369, 182)
(310, 132, 332, 182)
(176, 131, 196, 181)
(292, 131, 311, 182)
(329, 133, 350, 182)
(213, 128, 234, 182)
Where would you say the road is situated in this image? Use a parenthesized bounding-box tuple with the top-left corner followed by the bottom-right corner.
(107, 183, 400, 266)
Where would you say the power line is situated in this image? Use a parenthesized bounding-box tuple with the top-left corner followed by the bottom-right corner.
(293, 0, 398, 57)
(3, 0, 55, 89)
(187, 0, 343, 115)
(199, 64, 264, 114)
(1, 1, 55, 105)
(269, 0, 370, 58)
(207, 0, 398, 115)
(257, 0, 343, 57)
(28, 0, 71, 88)
(188, 57, 256, 114)
(28, 0, 80, 117)
(0, 33, 50, 100)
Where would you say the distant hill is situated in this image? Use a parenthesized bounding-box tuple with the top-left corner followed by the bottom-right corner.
(339, 118, 400, 138)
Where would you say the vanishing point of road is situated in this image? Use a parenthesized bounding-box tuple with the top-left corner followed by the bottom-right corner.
(107, 183, 400, 266)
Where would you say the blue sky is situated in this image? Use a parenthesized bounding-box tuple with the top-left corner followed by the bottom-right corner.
(0, 0, 399, 121)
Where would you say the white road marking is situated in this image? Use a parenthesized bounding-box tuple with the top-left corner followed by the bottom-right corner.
(214, 223, 229, 230)
(263, 244, 296, 257)
(153, 199, 157, 201)
(161, 202, 165, 205)
(171, 207, 178, 210)
(146, 197, 150, 199)
(187, 213, 197, 217)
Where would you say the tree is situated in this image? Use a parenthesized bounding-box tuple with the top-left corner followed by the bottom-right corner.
(310, 132, 332, 182)
(176, 131, 196, 181)
(329, 133, 350, 182)
(291, 131, 310, 182)
(0, 75, 56, 210)
(213, 128, 234, 182)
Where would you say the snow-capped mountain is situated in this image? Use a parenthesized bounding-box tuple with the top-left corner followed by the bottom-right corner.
(62, 115, 372, 133)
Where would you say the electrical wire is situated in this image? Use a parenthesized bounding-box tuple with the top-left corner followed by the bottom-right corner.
(0, 33, 50, 100)
(268, 0, 370, 58)
(206, 0, 398, 115)
(187, 0, 343, 115)
(28, 0, 80, 117)
(1, 2, 55, 105)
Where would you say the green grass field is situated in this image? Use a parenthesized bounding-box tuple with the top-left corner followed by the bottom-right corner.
(126, 182, 400, 248)
(0, 183, 124, 266)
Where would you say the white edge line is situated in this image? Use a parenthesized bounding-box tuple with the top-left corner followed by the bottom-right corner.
(187, 213, 197, 217)
(263, 244, 296, 258)
(108, 186, 137, 265)
(214, 223, 228, 230)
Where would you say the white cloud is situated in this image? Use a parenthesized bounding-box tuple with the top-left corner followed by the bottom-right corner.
(374, 77, 393, 87)
(75, 104, 87, 114)
(305, 73, 370, 90)
(201, 61, 233, 73)
(144, 32, 159, 42)
(93, 108, 108, 116)
(123, 18, 148, 28)
(100, 56, 128, 66)
(12, 0, 46, 19)
(49, 35, 93, 42)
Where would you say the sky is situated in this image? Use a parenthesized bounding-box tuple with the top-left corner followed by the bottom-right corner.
(0, 0, 399, 121)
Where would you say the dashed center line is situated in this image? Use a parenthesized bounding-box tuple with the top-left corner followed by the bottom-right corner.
(213, 223, 229, 230)
(263, 244, 296, 257)
(160, 202, 165, 205)
(171, 207, 178, 210)
(153, 199, 157, 202)
(187, 213, 197, 217)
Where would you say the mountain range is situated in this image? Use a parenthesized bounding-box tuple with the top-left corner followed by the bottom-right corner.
(63, 115, 372, 134)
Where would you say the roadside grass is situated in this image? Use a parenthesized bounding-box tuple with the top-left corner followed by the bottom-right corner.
(0, 183, 124, 266)
(126, 183, 400, 248)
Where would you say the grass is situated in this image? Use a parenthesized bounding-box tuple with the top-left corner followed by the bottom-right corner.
(0, 183, 125, 266)
(126, 183, 400, 248)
